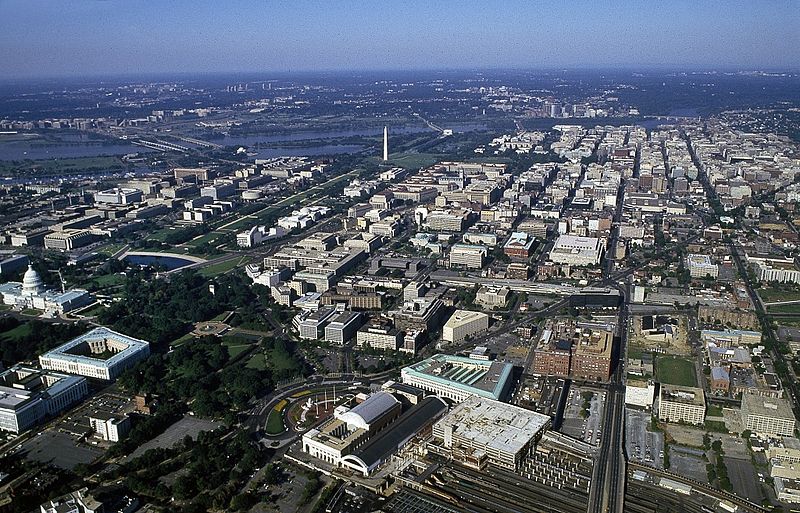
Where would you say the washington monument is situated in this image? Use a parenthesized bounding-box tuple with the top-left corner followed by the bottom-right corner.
(383, 126, 389, 161)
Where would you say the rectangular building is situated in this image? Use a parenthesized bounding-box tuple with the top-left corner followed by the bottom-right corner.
(442, 310, 489, 344)
(324, 311, 364, 344)
(0, 366, 88, 433)
(401, 354, 513, 402)
(39, 327, 151, 381)
(657, 385, 706, 425)
(549, 235, 604, 266)
(741, 392, 796, 437)
(449, 244, 487, 269)
(431, 396, 550, 470)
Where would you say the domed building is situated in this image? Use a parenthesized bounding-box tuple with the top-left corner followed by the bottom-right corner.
(21, 265, 45, 296)
(0, 265, 92, 315)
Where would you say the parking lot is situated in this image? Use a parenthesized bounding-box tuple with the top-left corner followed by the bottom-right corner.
(560, 387, 605, 446)
(125, 416, 222, 460)
(20, 431, 103, 470)
(669, 445, 708, 483)
(625, 410, 664, 468)
(725, 457, 763, 503)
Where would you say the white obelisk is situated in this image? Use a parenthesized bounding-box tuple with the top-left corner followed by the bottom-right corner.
(383, 126, 389, 161)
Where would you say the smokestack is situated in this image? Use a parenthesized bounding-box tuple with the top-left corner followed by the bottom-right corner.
(383, 126, 389, 162)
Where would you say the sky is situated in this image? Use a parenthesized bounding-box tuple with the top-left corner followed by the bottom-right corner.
(0, 0, 798, 78)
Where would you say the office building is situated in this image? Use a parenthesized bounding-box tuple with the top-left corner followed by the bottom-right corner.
(89, 412, 131, 442)
(44, 230, 95, 251)
(0, 366, 88, 433)
(324, 311, 364, 344)
(94, 187, 143, 205)
(741, 392, 796, 437)
(392, 298, 445, 331)
(549, 235, 604, 266)
(748, 256, 800, 284)
(297, 306, 338, 340)
(442, 310, 489, 344)
(449, 244, 487, 269)
(475, 286, 509, 309)
(39, 327, 151, 381)
(357, 323, 402, 351)
(503, 232, 535, 259)
(687, 254, 718, 279)
(657, 385, 706, 425)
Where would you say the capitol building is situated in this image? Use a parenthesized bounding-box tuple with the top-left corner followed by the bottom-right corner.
(0, 265, 92, 315)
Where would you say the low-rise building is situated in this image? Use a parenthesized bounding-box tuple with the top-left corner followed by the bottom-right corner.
(430, 396, 551, 471)
(657, 385, 706, 425)
(39, 327, 151, 381)
(449, 244, 487, 269)
(0, 366, 88, 433)
(549, 235, 604, 266)
(475, 286, 509, 309)
(741, 392, 796, 437)
(401, 353, 513, 402)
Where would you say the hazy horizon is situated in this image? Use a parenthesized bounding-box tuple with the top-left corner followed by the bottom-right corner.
(1, 0, 798, 79)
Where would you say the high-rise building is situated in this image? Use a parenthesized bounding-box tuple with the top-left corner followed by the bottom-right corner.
(383, 126, 389, 161)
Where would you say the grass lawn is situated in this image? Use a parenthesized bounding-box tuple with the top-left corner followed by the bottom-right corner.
(85, 273, 127, 289)
(383, 152, 443, 170)
(773, 316, 800, 328)
(265, 402, 287, 435)
(707, 404, 724, 417)
(656, 356, 697, 387)
(245, 352, 267, 370)
(767, 303, 800, 314)
(266, 349, 300, 375)
(95, 242, 126, 256)
(758, 286, 800, 303)
(170, 333, 195, 347)
(221, 335, 255, 359)
(0, 323, 32, 341)
(20, 308, 42, 317)
(199, 256, 246, 278)
(77, 303, 107, 317)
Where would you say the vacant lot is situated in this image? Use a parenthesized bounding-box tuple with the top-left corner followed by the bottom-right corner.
(656, 356, 697, 387)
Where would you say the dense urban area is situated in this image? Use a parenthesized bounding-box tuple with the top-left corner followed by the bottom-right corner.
(1, 69, 800, 513)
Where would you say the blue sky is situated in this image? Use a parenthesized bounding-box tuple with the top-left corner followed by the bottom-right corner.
(0, 1, 798, 77)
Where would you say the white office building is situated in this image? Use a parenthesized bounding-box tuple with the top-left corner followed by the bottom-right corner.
(39, 327, 150, 381)
(549, 235, 604, 266)
(0, 366, 88, 433)
(443, 310, 489, 344)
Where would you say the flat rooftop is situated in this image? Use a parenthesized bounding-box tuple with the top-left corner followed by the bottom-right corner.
(660, 384, 705, 406)
(40, 327, 149, 369)
(402, 354, 512, 400)
(435, 396, 550, 454)
(741, 392, 795, 420)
